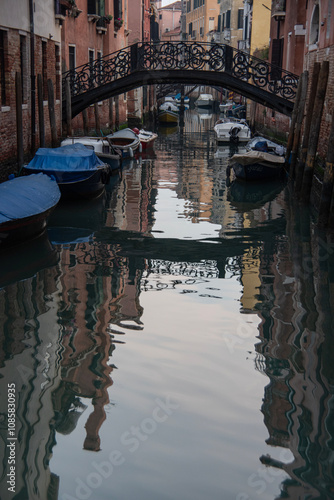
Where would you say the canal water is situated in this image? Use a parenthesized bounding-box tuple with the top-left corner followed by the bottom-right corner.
(1, 110, 334, 500)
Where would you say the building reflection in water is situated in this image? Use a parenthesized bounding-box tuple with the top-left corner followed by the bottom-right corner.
(254, 188, 334, 499)
(1, 142, 334, 499)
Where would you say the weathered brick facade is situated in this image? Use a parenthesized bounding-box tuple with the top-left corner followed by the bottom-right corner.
(254, 0, 334, 166)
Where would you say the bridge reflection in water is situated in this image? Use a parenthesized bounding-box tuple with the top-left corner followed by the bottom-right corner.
(0, 134, 334, 499)
(62, 41, 299, 117)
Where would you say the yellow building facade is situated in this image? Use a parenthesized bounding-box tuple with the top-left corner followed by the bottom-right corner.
(185, 0, 220, 42)
(250, 0, 271, 56)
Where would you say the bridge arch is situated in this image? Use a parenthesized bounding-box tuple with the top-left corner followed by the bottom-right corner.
(62, 42, 299, 118)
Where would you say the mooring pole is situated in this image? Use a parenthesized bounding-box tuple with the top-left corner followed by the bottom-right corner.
(294, 62, 321, 191)
(289, 71, 308, 178)
(300, 61, 329, 203)
(285, 73, 304, 166)
(318, 116, 334, 226)
(37, 74, 45, 147)
(15, 72, 24, 169)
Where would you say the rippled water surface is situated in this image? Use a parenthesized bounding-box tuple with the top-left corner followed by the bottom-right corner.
(1, 111, 334, 500)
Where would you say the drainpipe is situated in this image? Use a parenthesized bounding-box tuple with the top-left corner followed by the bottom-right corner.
(29, 0, 36, 154)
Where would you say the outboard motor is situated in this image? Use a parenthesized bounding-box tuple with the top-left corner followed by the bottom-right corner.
(229, 126, 241, 143)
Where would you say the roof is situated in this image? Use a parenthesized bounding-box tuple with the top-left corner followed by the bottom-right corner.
(158, 1, 182, 11)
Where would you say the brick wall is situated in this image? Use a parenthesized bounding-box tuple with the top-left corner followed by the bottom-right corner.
(0, 28, 61, 174)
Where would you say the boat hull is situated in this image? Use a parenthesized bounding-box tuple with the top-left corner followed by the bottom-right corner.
(0, 174, 61, 249)
(232, 161, 284, 181)
(24, 167, 109, 199)
(158, 111, 178, 124)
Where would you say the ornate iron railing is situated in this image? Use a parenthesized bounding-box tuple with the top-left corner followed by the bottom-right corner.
(62, 41, 299, 102)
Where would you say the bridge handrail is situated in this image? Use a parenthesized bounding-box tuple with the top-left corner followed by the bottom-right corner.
(62, 41, 299, 103)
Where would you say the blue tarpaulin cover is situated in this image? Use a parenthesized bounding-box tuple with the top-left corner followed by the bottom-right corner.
(25, 143, 105, 172)
(0, 173, 61, 224)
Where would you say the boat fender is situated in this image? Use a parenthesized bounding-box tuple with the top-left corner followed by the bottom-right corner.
(139, 143, 142, 153)
(129, 148, 134, 158)
(101, 168, 110, 184)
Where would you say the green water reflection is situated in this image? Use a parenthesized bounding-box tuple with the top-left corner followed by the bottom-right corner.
(1, 120, 334, 499)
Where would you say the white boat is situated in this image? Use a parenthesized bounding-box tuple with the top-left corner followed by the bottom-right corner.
(219, 100, 234, 113)
(195, 93, 214, 108)
(61, 136, 122, 172)
(158, 102, 179, 124)
(106, 128, 141, 158)
(214, 118, 252, 143)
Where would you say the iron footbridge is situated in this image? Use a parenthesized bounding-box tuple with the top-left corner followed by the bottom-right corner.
(62, 41, 299, 118)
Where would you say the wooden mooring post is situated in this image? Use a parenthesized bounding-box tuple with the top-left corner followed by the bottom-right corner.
(318, 117, 334, 226)
(82, 108, 89, 135)
(15, 72, 24, 169)
(285, 72, 305, 166)
(300, 60, 329, 202)
(294, 62, 321, 191)
(47, 78, 57, 148)
(65, 78, 72, 137)
(289, 71, 308, 178)
(37, 74, 45, 148)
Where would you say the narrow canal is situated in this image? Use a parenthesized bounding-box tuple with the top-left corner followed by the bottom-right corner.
(1, 110, 334, 500)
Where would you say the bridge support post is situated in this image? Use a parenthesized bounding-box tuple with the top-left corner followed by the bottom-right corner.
(131, 43, 138, 72)
(225, 45, 233, 73)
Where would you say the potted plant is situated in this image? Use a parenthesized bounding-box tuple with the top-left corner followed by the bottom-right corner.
(114, 17, 123, 30)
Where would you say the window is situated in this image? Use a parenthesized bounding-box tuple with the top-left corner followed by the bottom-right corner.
(88, 0, 105, 15)
(69, 45, 76, 71)
(226, 10, 231, 29)
(0, 30, 6, 106)
(188, 22, 192, 35)
(237, 9, 243, 29)
(217, 14, 221, 32)
(310, 4, 319, 45)
(113, 0, 122, 19)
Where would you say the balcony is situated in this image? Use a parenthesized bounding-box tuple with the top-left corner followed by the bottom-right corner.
(272, 0, 286, 19)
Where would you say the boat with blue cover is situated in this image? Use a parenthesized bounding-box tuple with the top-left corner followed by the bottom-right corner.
(0, 173, 61, 248)
(24, 143, 111, 198)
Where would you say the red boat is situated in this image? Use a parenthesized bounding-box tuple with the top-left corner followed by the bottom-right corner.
(132, 128, 158, 150)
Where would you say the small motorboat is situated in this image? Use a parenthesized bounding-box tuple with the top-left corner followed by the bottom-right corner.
(106, 128, 141, 158)
(60, 136, 122, 173)
(24, 143, 111, 199)
(0, 173, 61, 249)
(246, 137, 286, 156)
(228, 150, 286, 181)
(174, 93, 190, 106)
(214, 119, 252, 143)
(158, 102, 179, 124)
(195, 93, 214, 108)
(132, 128, 158, 150)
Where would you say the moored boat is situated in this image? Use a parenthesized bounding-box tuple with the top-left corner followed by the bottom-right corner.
(195, 93, 214, 108)
(214, 118, 252, 143)
(60, 136, 122, 172)
(0, 173, 61, 248)
(246, 136, 286, 156)
(228, 150, 286, 181)
(106, 128, 141, 158)
(24, 143, 111, 199)
(132, 128, 158, 150)
(158, 101, 179, 124)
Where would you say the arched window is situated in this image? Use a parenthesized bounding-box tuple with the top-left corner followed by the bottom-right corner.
(310, 3, 320, 45)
